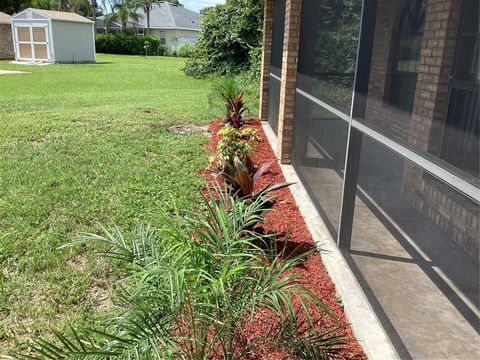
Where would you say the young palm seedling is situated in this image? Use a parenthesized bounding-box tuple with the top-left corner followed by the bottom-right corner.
(8, 189, 349, 360)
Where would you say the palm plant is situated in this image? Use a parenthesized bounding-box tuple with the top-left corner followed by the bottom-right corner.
(132, 0, 156, 35)
(57, 0, 68, 10)
(89, 0, 98, 29)
(107, 0, 142, 31)
(8, 189, 350, 360)
(131, 0, 180, 35)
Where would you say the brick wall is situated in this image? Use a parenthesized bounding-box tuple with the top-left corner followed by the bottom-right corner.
(260, 0, 274, 120)
(277, 0, 302, 164)
(0, 24, 14, 60)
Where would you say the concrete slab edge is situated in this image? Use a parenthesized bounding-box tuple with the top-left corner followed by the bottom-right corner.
(261, 121, 399, 360)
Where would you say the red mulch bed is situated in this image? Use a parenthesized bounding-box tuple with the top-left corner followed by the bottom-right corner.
(203, 118, 366, 359)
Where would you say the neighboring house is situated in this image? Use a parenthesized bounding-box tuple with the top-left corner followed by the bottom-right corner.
(96, 2, 201, 50)
(0, 12, 14, 59)
(11, 8, 95, 63)
(261, 0, 478, 359)
(95, 15, 146, 36)
(137, 2, 201, 50)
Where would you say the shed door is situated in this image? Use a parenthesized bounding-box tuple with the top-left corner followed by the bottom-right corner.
(15, 25, 50, 61)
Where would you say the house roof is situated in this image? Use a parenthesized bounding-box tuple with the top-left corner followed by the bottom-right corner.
(16, 8, 93, 24)
(138, 2, 201, 31)
(0, 11, 11, 24)
(95, 16, 145, 30)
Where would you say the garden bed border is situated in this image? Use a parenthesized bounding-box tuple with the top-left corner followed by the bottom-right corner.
(261, 121, 400, 360)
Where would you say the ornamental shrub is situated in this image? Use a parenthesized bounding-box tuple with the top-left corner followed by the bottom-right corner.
(95, 33, 166, 56)
(175, 43, 195, 58)
(183, 0, 264, 77)
(211, 126, 261, 169)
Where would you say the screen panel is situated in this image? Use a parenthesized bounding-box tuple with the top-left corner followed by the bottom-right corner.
(291, 0, 362, 236)
(296, 0, 362, 115)
(355, 0, 479, 187)
(267, 0, 286, 134)
(349, 133, 479, 359)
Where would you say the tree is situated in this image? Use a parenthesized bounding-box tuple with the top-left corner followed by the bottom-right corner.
(57, 0, 67, 10)
(106, 0, 141, 30)
(0, 0, 31, 14)
(200, 6, 214, 15)
(132, 0, 182, 36)
(184, 0, 264, 78)
(133, 0, 155, 35)
(0, 0, 97, 21)
(90, 0, 98, 23)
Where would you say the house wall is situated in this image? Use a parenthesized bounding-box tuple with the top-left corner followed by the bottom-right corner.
(150, 28, 199, 49)
(50, 21, 95, 63)
(0, 24, 14, 59)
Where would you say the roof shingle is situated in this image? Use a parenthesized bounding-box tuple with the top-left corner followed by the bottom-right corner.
(138, 2, 200, 30)
(25, 8, 93, 24)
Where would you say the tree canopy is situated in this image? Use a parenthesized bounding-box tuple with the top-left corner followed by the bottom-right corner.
(0, 0, 181, 15)
(184, 0, 264, 78)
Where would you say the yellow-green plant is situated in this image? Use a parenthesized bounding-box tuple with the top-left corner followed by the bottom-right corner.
(210, 125, 261, 169)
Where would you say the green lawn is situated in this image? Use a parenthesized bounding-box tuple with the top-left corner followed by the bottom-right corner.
(0, 54, 217, 353)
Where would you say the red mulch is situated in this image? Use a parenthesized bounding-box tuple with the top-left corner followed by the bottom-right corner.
(203, 118, 366, 360)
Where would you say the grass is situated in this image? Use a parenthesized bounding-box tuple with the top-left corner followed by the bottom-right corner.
(0, 54, 220, 354)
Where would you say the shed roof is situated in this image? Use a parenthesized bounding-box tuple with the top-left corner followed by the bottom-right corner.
(138, 2, 201, 30)
(0, 11, 11, 24)
(15, 8, 94, 24)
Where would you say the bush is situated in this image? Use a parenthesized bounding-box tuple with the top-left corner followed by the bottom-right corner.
(183, 0, 264, 78)
(95, 33, 166, 56)
(175, 43, 195, 58)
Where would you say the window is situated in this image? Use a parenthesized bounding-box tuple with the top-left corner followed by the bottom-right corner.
(389, 0, 425, 113)
(440, 0, 479, 181)
(159, 31, 166, 45)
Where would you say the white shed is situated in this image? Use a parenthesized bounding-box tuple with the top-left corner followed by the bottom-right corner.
(11, 8, 95, 63)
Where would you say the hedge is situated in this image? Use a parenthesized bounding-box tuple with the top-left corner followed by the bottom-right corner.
(95, 33, 166, 56)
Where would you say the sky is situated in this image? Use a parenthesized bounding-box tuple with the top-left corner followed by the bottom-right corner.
(182, 0, 226, 13)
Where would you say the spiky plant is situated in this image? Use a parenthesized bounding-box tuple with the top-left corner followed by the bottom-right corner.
(8, 189, 350, 360)
(216, 157, 294, 201)
(224, 92, 247, 129)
